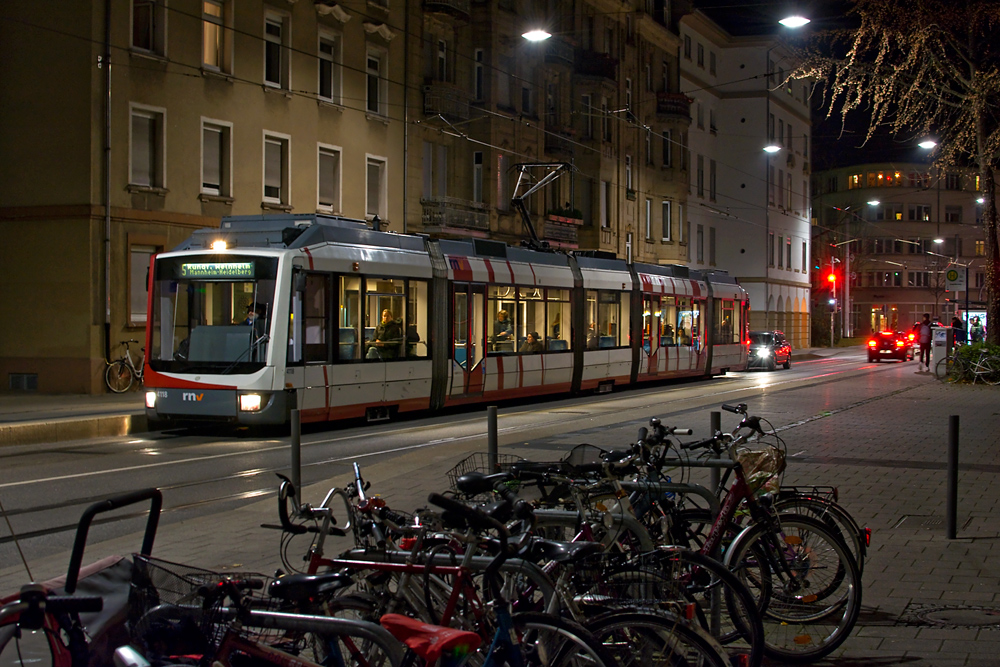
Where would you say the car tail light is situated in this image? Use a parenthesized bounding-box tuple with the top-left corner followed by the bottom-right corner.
(908, 333, 915, 341)
(867, 340, 877, 347)
(896, 340, 905, 347)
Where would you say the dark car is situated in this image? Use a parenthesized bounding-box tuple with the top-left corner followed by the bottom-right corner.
(867, 330, 914, 362)
(747, 330, 792, 370)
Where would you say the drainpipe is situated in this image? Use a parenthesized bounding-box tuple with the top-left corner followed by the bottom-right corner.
(103, 0, 112, 364)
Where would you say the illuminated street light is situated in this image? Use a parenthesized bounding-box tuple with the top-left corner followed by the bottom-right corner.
(918, 140, 937, 150)
(867, 199, 880, 206)
(763, 144, 781, 153)
(779, 16, 811, 28)
(522, 29, 551, 42)
(977, 197, 985, 204)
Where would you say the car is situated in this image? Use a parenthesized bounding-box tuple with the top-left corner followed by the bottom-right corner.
(867, 330, 914, 363)
(747, 330, 792, 370)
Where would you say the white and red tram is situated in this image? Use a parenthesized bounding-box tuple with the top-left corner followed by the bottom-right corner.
(143, 214, 748, 426)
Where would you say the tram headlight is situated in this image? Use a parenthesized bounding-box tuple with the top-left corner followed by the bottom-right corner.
(240, 393, 263, 412)
(145, 391, 157, 409)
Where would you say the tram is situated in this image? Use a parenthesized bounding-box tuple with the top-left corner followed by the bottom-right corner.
(142, 214, 749, 426)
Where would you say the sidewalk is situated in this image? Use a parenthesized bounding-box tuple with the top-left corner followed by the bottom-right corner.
(2, 361, 999, 664)
(0, 347, 862, 448)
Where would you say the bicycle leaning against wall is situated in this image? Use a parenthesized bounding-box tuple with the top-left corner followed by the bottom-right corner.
(105, 339, 145, 393)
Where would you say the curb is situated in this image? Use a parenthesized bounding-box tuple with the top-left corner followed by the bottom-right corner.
(0, 413, 148, 448)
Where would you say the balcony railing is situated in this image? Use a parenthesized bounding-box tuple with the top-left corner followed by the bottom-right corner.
(544, 37, 575, 67)
(574, 49, 617, 80)
(544, 220, 579, 245)
(656, 92, 691, 120)
(421, 197, 489, 231)
(422, 0, 470, 20)
(423, 82, 471, 121)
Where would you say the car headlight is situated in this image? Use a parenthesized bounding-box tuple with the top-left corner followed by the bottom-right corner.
(145, 391, 157, 409)
(756, 347, 771, 357)
(240, 393, 263, 412)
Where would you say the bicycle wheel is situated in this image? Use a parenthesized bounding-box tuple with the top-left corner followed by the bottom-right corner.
(980, 356, 1000, 385)
(934, 355, 963, 382)
(105, 360, 134, 392)
(513, 611, 619, 667)
(773, 495, 867, 574)
(585, 609, 730, 667)
(723, 513, 861, 663)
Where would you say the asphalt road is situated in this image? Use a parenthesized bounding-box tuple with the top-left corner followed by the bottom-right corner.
(0, 348, 915, 568)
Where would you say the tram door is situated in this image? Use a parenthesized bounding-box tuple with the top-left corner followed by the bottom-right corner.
(450, 284, 486, 397)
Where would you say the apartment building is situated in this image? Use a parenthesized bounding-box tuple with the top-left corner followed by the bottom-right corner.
(679, 11, 813, 348)
(408, 0, 692, 264)
(1, 0, 406, 392)
(812, 162, 987, 337)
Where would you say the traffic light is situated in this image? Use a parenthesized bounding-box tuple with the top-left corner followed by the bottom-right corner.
(828, 297, 837, 312)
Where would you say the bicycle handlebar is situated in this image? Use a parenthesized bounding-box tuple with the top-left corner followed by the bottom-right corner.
(0, 585, 104, 631)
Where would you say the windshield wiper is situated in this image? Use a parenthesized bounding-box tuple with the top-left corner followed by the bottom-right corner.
(220, 334, 269, 375)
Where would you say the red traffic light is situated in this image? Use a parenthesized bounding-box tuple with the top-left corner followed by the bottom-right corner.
(827, 272, 837, 283)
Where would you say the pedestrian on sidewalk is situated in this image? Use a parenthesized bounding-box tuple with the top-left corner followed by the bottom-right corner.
(951, 317, 967, 346)
(914, 313, 932, 371)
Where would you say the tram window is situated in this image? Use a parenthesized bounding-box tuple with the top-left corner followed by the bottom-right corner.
(519, 287, 544, 349)
(713, 299, 736, 344)
(488, 285, 516, 353)
(339, 276, 362, 361)
(303, 274, 330, 363)
(406, 280, 429, 358)
(643, 295, 657, 354)
(546, 288, 570, 351)
(365, 278, 405, 361)
(659, 297, 677, 347)
(586, 289, 624, 348)
(692, 300, 704, 350)
(676, 297, 693, 345)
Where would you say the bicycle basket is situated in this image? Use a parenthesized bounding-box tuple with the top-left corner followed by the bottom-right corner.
(446, 452, 525, 500)
(736, 446, 786, 496)
(128, 555, 278, 651)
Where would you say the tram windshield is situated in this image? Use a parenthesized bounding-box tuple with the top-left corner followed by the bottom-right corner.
(148, 255, 279, 374)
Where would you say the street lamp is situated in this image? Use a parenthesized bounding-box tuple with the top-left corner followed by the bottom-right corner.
(522, 29, 551, 42)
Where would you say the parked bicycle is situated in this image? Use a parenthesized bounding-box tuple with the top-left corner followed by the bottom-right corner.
(935, 346, 1000, 385)
(106, 339, 145, 392)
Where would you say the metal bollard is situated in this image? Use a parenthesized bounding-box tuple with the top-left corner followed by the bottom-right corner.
(709, 411, 721, 493)
(488, 406, 498, 472)
(946, 414, 959, 539)
(291, 409, 301, 495)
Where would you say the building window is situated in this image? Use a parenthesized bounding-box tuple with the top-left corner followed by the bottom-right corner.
(976, 271, 985, 288)
(680, 132, 688, 171)
(777, 235, 784, 268)
(202, 1, 229, 72)
(709, 159, 716, 201)
(497, 154, 509, 212)
(366, 155, 387, 219)
(709, 227, 716, 264)
(521, 86, 533, 115)
(786, 172, 793, 210)
(625, 77, 632, 110)
(786, 237, 792, 269)
(263, 133, 289, 204)
(678, 204, 685, 243)
(201, 119, 231, 196)
(600, 180, 611, 228)
(696, 43, 704, 68)
(662, 130, 672, 167)
(132, 0, 165, 55)
(683, 35, 691, 59)
(696, 155, 704, 198)
(908, 271, 930, 287)
(801, 241, 807, 272)
(318, 32, 342, 103)
(661, 60, 669, 92)
(945, 206, 963, 223)
(645, 62, 652, 91)
(601, 97, 610, 141)
(709, 109, 716, 133)
(662, 201, 672, 241)
(696, 225, 704, 262)
(645, 129, 653, 165)
(975, 239, 985, 256)
(318, 145, 341, 212)
(437, 39, 449, 81)
(768, 232, 775, 266)
(130, 105, 165, 188)
(645, 198, 652, 239)
(945, 173, 961, 190)
(474, 49, 484, 100)
(581, 94, 593, 138)
(264, 12, 290, 89)
(130, 244, 158, 325)
(625, 155, 633, 192)
(685, 222, 691, 260)
(367, 48, 387, 116)
(908, 204, 931, 221)
(473, 152, 483, 203)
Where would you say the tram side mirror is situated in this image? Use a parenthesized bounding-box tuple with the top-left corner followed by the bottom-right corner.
(293, 273, 307, 294)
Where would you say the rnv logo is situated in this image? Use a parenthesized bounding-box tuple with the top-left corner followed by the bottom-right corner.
(182, 392, 204, 402)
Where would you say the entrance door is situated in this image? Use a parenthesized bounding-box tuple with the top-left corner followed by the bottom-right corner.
(450, 284, 486, 398)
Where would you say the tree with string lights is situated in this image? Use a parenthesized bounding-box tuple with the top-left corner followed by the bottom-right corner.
(794, 0, 1000, 343)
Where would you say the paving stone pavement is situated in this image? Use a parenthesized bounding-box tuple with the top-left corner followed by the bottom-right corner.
(2, 375, 999, 665)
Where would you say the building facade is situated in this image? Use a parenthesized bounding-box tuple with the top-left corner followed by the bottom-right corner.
(679, 13, 812, 348)
(812, 162, 987, 337)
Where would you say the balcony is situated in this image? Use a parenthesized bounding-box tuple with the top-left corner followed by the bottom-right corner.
(574, 49, 617, 81)
(543, 219, 580, 247)
(656, 92, 691, 120)
(422, 0, 470, 20)
(423, 82, 471, 121)
(421, 197, 489, 232)
(544, 127, 577, 157)
(543, 37, 575, 67)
